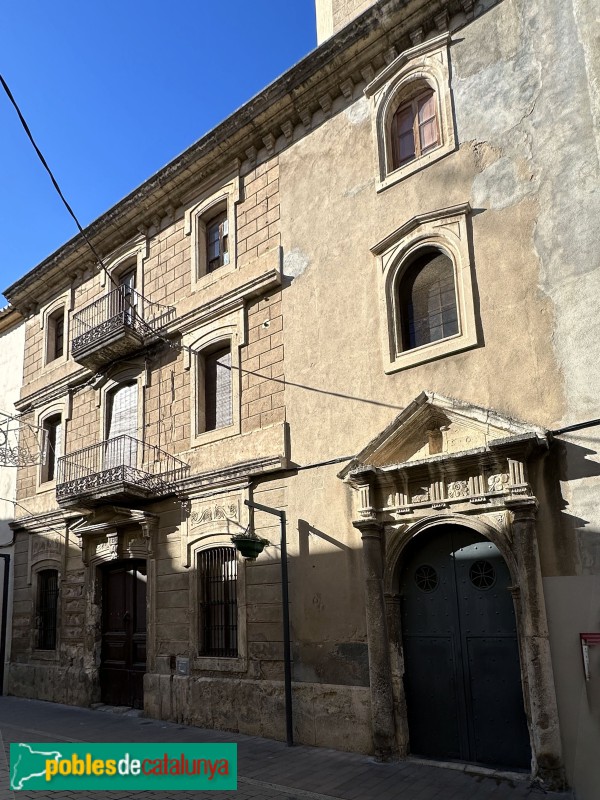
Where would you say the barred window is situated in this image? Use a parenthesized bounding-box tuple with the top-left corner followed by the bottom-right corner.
(36, 569, 59, 650)
(198, 547, 238, 657)
(203, 346, 233, 431)
(399, 250, 458, 350)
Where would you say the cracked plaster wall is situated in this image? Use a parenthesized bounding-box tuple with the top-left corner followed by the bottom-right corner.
(278, 0, 600, 792)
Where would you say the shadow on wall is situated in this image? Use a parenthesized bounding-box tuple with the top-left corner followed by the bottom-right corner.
(547, 436, 600, 574)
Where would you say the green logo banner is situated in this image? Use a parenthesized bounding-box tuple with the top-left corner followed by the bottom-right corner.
(10, 742, 237, 791)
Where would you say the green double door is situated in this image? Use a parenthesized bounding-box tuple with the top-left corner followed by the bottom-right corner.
(399, 525, 531, 769)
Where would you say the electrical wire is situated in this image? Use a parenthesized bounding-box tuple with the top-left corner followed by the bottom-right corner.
(5, 73, 599, 433)
(0, 74, 118, 291)
(2, 72, 406, 420)
(0, 497, 67, 541)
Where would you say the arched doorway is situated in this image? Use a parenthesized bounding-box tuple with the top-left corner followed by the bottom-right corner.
(399, 524, 531, 769)
(99, 559, 147, 709)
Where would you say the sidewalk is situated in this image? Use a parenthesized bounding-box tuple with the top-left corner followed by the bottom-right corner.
(0, 697, 573, 799)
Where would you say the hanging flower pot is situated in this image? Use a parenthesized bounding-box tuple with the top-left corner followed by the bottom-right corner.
(230, 532, 269, 560)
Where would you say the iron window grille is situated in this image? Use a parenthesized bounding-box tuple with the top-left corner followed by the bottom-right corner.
(36, 569, 59, 650)
(198, 547, 238, 657)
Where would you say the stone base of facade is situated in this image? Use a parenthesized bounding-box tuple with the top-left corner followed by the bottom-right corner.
(144, 675, 373, 753)
(7, 664, 373, 754)
(8, 663, 97, 708)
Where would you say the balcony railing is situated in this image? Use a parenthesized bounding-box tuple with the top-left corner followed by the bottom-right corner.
(56, 435, 189, 507)
(71, 288, 175, 368)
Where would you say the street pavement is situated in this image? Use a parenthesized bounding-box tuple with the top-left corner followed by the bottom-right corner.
(0, 697, 574, 800)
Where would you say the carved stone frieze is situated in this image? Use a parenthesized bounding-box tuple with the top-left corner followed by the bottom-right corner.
(341, 393, 546, 522)
(447, 480, 469, 499)
(411, 487, 430, 504)
(94, 532, 118, 561)
(190, 501, 239, 529)
(488, 472, 510, 492)
(31, 532, 62, 562)
(182, 491, 248, 567)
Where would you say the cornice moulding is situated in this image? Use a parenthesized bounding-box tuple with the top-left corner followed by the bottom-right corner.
(3, 0, 492, 311)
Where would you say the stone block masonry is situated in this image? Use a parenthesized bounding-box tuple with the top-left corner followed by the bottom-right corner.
(241, 291, 285, 433)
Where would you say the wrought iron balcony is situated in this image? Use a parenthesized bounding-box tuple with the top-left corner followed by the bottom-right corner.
(56, 435, 189, 507)
(71, 288, 175, 370)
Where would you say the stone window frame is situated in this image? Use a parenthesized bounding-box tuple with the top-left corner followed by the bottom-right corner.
(184, 171, 241, 293)
(365, 32, 456, 192)
(36, 398, 70, 493)
(188, 535, 248, 673)
(96, 366, 147, 444)
(99, 235, 148, 298)
(372, 203, 478, 373)
(30, 561, 61, 660)
(182, 307, 244, 448)
(40, 291, 71, 370)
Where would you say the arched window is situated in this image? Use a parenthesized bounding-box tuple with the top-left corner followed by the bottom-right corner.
(365, 34, 455, 190)
(198, 547, 238, 657)
(398, 250, 458, 350)
(390, 88, 438, 170)
(36, 569, 59, 650)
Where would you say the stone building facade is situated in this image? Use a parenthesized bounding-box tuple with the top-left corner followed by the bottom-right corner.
(0, 308, 26, 693)
(3, 1, 600, 798)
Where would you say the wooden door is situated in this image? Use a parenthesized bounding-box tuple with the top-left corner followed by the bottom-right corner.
(100, 560, 147, 709)
(399, 525, 531, 769)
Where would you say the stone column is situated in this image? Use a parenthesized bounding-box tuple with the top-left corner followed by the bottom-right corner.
(353, 517, 397, 760)
(506, 498, 566, 790)
(385, 591, 409, 755)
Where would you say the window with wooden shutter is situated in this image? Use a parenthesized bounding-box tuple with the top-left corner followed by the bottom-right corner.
(118, 268, 136, 324)
(42, 414, 62, 483)
(47, 307, 65, 362)
(391, 89, 439, 170)
(204, 347, 233, 431)
(206, 211, 229, 272)
(198, 547, 238, 657)
(36, 569, 59, 650)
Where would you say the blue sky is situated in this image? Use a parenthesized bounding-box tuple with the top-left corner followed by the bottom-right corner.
(0, 1, 317, 294)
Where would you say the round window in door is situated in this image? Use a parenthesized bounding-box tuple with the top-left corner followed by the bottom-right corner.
(399, 524, 531, 769)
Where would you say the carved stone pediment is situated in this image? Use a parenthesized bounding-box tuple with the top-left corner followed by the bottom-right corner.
(69, 506, 159, 565)
(340, 392, 547, 474)
(339, 393, 548, 519)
